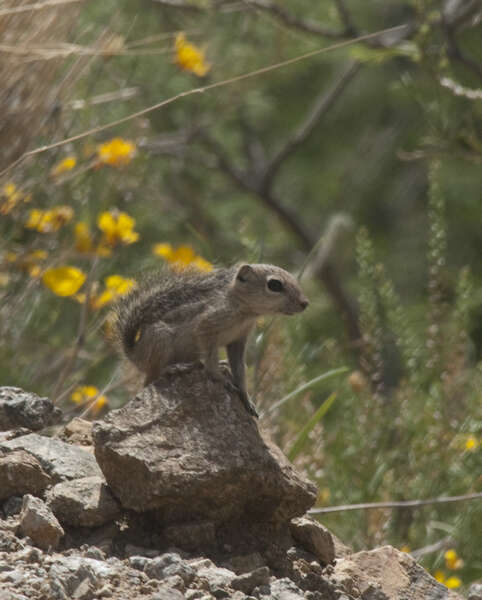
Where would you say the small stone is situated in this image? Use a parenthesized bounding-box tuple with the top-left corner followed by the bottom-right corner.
(188, 558, 216, 571)
(1, 434, 102, 482)
(232, 567, 270, 594)
(197, 566, 236, 589)
(18, 495, 64, 550)
(46, 476, 120, 527)
(266, 577, 305, 600)
(468, 584, 482, 600)
(0, 449, 52, 500)
(144, 553, 195, 584)
(72, 578, 93, 600)
(128, 556, 149, 571)
(62, 418, 94, 446)
(0, 428, 30, 443)
(290, 516, 335, 565)
(151, 588, 185, 600)
(224, 553, 264, 574)
(0, 387, 62, 431)
(83, 547, 105, 561)
(160, 574, 186, 591)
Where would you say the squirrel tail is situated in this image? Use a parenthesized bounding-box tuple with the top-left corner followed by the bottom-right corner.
(112, 288, 146, 359)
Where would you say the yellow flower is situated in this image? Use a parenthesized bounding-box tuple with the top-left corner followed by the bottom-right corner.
(400, 545, 411, 554)
(91, 274, 136, 309)
(75, 222, 112, 257)
(97, 211, 139, 246)
(192, 256, 214, 272)
(105, 274, 136, 295)
(25, 206, 74, 233)
(174, 33, 210, 77)
(464, 434, 479, 451)
(1, 183, 30, 215)
(433, 570, 462, 589)
(153, 242, 212, 272)
(152, 242, 174, 260)
(434, 570, 446, 583)
(6, 249, 48, 278)
(3, 183, 18, 198)
(97, 138, 136, 168)
(51, 156, 76, 177)
(170, 245, 196, 267)
(444, 549, 463, 570)
(71, 385, 108, 415)
(74, 222, 94, 253)
(445, 576, 462, 589)
(42, 266, 86, 297)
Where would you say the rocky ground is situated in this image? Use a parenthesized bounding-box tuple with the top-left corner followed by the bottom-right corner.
(0, 378, 479, 600)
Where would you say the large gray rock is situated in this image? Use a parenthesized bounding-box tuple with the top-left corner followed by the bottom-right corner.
(0, 387, 61, 431)
(0, 448, 52, 500)
(92, 369, 316, 525)
(46, 476, 121, 527)
(18, 494, 64, 550)
(1, 433, 102, 483)
(330, 545, 462, 599)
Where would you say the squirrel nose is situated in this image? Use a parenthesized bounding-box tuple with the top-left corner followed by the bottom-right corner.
(300, 299, 309, 310)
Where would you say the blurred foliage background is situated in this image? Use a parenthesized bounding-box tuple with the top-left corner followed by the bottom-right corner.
(0, 0, 481, 591)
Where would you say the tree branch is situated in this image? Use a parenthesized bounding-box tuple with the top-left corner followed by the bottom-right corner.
(333, 0, 358, 37)
(262, 61, 361, 191)
(201, 132, 315, 247)
(244, 0, 348, 39)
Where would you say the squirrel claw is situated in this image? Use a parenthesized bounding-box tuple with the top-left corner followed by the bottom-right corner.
(239, 392, 259, 419)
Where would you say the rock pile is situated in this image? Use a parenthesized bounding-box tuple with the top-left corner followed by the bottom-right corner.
(0, 379, 467, 600)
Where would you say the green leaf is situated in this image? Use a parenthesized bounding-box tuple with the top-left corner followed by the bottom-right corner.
(288, 391, 337, 462)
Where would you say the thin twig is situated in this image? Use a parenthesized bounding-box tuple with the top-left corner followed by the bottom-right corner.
(0, 0, 83, 17)
(309, 492, 482, 514)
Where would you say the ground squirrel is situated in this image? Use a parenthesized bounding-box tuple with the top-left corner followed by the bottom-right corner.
(114, 263, 309, 417)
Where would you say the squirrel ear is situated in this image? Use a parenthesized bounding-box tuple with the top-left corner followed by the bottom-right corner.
(236, 264, 255, 283)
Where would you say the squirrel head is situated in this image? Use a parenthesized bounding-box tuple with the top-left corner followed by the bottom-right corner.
(231, 263, 309, 316)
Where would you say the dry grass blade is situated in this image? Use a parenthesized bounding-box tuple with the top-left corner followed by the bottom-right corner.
(0, 0, 80, 169)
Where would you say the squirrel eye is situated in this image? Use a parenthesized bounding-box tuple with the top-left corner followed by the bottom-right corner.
(267, 278, 284, 292)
